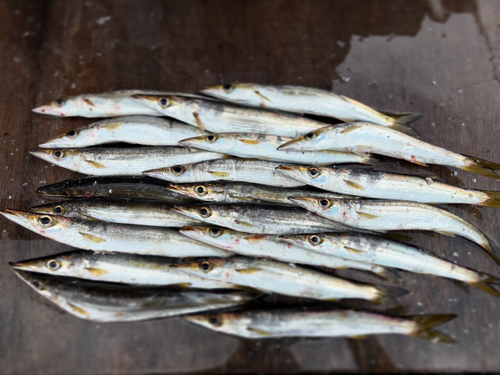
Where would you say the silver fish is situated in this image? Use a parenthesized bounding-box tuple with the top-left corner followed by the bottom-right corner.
(278, 165, 500, 208)
(167, 182, 351, 206)
(180, 226, 400, 282)
(200, 84, 421, 134)
(32, 90, 208, 118)
(144, 159, 306, 187)
(30, 200, 203, 227)
(172, 204, 358, 235)
(282, 233, 500, 297)
(179, 133, 373, 165)
(173, 257, 406, 302)
(0, 209, 230, 257)
(30, 147, 226, 176)
(11, 251, 237, 289)
(289, 198, 500, 265)
(132, 95, 328, 137)
(185, 308, 455, 342)
(278, 122, 500, 180)
(13, 269, 256, 322)
(39, 116, 204, 148)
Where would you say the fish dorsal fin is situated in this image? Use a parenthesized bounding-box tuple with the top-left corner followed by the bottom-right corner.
(340, 124, 363, 134)
(344, 180, 365, 190)
(236, 267, 261, 274)
(85, 160, 106, 169)
(193, 112, 206, 133)
(355, 211, 379, 220)
(344, 246, 364, 254)
(435, 230, 456, 237)
(79, 232, 107, 243)
(84, 267, 109, 276)
(246, 326, 273, 336)
(208, 171, 231, 178)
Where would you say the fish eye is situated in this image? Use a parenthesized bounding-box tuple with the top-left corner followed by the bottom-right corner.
(198, 207, 212, 218)
(55, 98, 65, 106)
(223, 84, 233, 92)
(319, 199, 331, 209)
(171, 166, 185, 175)
(54, 205, 65, 215)
(53, 150, 65, 159)
(209, 228, 222, 237)
(206, 135, 217, 143)
(39, 216, 53, 226)
(60, 190, 70, 197)
(308, 234, 322, 246)
(305, 132, 316, 141)
(47, 259, 61, 271)
(200, 261, 213, 273)
(32, 280, 43, 289)
(308, 167, 320, 178)
(66, 130, 77, 138)
(208, 315, 222, 326)
(159, 98, 169, 108)
(195, 185, 208, 196)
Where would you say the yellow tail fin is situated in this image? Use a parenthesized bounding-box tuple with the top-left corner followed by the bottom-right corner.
(387, 113, 423, 137)
(373, 285, 408, 304)
(480, 190, 500, 209)
(469, 280, 500, 297)
(408, 314, 457, 344)
(481, 239, 500, 266)
(462, 156, 500, 180)
(373, 267, 403, 283)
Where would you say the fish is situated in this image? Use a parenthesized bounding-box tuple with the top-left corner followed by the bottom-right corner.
(30, 147, 226, 176)
(288, 198, 500, 265)
(185, 308, 455, 342)
(144, 159, 307, 187)
(0, 209, 231, 257)
(180, 226, 401, 282)
(132, 95, 329, 137)
(167, 182, 352, 206)
(32, 90, 208, 118)
(200, 84, 422, 135)
(11, 251, 237, 289)
(282, 233, 500, 297)
(36, 176, 193, 203)
(172, 204, 360, 235)
(39, 116, 204, 148)
(30, 200, 204, 227)
(172, 257, 407, 302)
(277, 166, 500, 208)
(13, 269, 257, 322)
(278, 122, 500, 180)
(179, 133, 374, 165)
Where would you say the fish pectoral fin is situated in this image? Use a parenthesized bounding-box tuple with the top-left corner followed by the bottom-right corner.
(435, 230, 456, 237)
(85, 160, 107, 169)
(355, 211, 379, 219)
(254, 90, 272, 103)
(246, 327, 273, 336)
(166, 282, 192, 288)
(84, 267, 109, 276)
(344, 246, 364, 254)
(409, 159, 428, 167)
(244, 235, 267, 243)
(193, 112, 206, 133)
(79, 232, 107, 243)
(237, 137, 260, 145)
(234, 220, 257, 228)
(228, 194, 253, 201)
(208, 171, 231, 178)
(349, 335, 368, 340)
(67, 302, 90, 317)
(235, 267, 262, 274)
(83, 98, 96, 107)
(343, 179, 365, 190)
(340, 123, 363, 134)
(104, 122, 124, 130)
(84, 215, 101, 222)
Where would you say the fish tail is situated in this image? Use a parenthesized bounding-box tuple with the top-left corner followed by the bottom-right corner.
(481, 239, 500, 266)
(372, 266, 403, 283)
(468, 280, 500, 297)
(372, 285, 408, 304)
(479, 190, 500, 209)
(408, 314, 457, 344)
(462, 155, 500, 180)
(362, 155, 385, 167)
(387, 113, 423, 137)
(478, 271, 500, 284)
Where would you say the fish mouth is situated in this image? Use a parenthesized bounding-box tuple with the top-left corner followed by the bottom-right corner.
(9, 259, 41, 272)
(142, 168, 168, 179)
(32, 105, 56, 115)
(28, 204, 53, 214)
(30, 149, 55, 163)
(279, 235, 303, 247)
(199, 86, 221, 96)
(166, 184, 184, 193)
(180, 226, 206, 236)
(131, 94, 160, 101)
(277, 138, 301, 151)
(0, 209, 38, 232)
(178, 136, 203, 147)
(287, 197, 313, 209)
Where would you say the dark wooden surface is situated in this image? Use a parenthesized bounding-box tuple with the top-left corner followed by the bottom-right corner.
(2, 0, 500, 373)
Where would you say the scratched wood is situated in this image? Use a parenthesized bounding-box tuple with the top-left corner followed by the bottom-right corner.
(1, 0, 500, 373)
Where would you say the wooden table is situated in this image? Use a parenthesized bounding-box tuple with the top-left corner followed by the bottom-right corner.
(2, 0, 500, 373)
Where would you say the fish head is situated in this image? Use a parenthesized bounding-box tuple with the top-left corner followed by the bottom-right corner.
(280, 233, 330, 252)
(185, 311, 248, 336)
(288, 197, 348, 221)
(277, 165, 328, 185)
(38, 124, 97, 148)
(180, 226, 239, 251)
(144, 163, 196, 183)
(36, 180, 83, 199)
(132, 95, 196, 118)
(200, 83, 260, 103)
(11, 269, 62, 300)
(10, 252, 89, 278)
(30, 148, 80, 170)
(0, 209, 72, 239)
(179, 133, 237, 153)
(32, 96, 79, 117)
(167, 183, 227, 202)
(29, 201, 80, 218)
(277, 125, 335, 151)
(172, 258, 228, 279)
(172, 205, 222, 226)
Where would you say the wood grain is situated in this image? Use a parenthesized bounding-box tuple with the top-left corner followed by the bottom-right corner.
(1, 0, 500, 373)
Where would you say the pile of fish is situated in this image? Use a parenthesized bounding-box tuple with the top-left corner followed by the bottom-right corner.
(5, 84, 500, 343)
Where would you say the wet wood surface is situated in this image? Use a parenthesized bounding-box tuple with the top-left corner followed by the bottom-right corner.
(1, 0, 500, 373)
